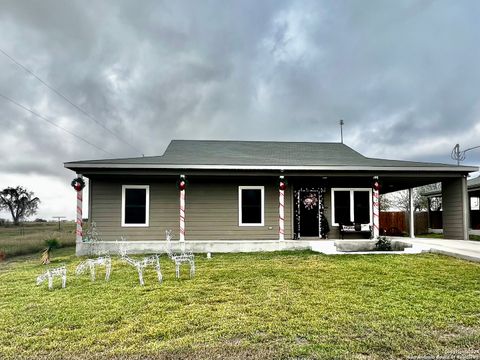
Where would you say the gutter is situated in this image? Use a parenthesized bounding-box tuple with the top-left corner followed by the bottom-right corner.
(64, 162, 478, 172)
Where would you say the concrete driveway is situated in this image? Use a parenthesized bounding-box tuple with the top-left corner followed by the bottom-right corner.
(404, 237, 480, 263)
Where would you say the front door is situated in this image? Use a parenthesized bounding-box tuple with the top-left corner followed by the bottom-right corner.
(299, 190, 319, 237)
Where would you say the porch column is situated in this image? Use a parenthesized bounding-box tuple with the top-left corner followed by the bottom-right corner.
(442, 177, 469, 240)
(179, 175, 186, 242)
(278, 176, 286, 241)
(427, 197, 431, 229)
(75, 174, 84, 243)
(409, 188, 415, 238)
(372, 176, 380, 238)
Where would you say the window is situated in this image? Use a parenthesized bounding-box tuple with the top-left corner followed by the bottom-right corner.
(471, 197, 480, 211)
(122, 185, 149, 227)
(239, 186, 264, 226)
(331, 188, 372, 226)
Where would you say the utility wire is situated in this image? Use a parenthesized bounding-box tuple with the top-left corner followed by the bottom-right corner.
(0, 47, 142, 154)
(0, 93, 115, 156)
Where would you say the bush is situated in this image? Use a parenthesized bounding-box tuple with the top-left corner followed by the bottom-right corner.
(375, 235, 392, 251)
(44, 238, 60, 249)
(34, 218, 47, 223)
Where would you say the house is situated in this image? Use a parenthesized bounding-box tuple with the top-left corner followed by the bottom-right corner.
(64, 140, 477, 255)
(422, 176, 480, 235)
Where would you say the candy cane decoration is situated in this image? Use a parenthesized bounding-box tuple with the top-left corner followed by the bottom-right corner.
(76, 190, 83, 242)
(372, 176, 380, 239)
(73, 175, 84, 243)
(178, 175, 186, 242)
(279, 176, 286, 241)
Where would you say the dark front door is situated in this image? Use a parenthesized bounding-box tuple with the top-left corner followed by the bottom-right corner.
(299, 190, 319, 237)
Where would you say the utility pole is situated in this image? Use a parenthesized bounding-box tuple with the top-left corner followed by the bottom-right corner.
(339, 119, 344, 143)
(52, 216, 66, 231)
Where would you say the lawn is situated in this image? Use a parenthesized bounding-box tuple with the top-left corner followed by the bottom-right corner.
(0, 222, 76, 258)
(0, 249, 479, 359)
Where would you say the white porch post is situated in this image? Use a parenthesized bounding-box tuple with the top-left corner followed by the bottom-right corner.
(179, 175, 186, 242)
(409, 187, 415, 238)
(372, 176, 380, 239)
(278, 176, 285, 241)
(75, 174, 83, 243)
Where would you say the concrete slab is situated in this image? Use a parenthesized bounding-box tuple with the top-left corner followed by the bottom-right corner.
(402, 237, 480, 263)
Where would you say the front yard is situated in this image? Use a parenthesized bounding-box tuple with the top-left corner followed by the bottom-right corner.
(0, 249, 479, 359)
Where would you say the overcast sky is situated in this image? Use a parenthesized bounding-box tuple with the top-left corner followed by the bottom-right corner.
(1, 0, 479, 221)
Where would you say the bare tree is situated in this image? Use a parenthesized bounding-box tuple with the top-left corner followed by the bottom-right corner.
(379, 194, 393, 211)
(0, 186, 40, 225)
(387, 184, 440, 212)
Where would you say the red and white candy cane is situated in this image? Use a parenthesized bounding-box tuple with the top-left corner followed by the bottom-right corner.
(279, 177, 286, 241)
(372, 177, 380, 239)
(179, 175, 186, 242)
(76, 181, 83, 242)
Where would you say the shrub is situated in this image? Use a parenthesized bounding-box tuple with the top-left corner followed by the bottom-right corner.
(41, 239, 60, 265)
(44, 238, 60, 249)
(375, 235, 392, 251)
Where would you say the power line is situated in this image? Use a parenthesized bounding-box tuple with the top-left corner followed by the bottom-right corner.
(0, 47, 142, 154)
(0, 93, 115, 156)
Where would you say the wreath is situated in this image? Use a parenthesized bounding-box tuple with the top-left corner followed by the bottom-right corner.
(277, 177, 288, 190)
(71, 177, 85, 191)
(176, 176, 189, 190)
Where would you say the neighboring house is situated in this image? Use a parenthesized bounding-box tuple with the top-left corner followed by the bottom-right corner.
(65, 140, 477, 254)
(423, 176, 480, 235)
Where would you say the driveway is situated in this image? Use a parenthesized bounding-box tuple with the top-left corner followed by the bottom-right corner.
(405, 238, 480, 263)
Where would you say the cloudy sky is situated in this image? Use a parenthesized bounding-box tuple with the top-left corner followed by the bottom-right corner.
(0, 0, 479, 221)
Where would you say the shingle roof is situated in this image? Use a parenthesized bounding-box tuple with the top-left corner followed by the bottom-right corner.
(64, 140, 478, 172)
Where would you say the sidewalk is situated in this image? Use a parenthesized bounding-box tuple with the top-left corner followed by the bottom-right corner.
(403, 237, 480, 263)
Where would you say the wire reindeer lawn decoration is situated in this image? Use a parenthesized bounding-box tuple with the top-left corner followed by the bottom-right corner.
(165, 230, 195, 279)
(36, 266, 67, 290)
(76, 256, 112, 282)
(118, 243, 162, 286)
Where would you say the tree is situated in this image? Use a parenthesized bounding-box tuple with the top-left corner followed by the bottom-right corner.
(0, 186, 40, 225)
(387, 183, 440, 212)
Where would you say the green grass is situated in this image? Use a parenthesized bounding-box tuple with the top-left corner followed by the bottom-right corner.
(0, 222, 75, 258)
(1, 249, 479, 359)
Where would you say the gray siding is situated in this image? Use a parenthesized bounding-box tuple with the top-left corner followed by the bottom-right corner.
(442, 177, 468, 240)
(90, 178, 291, 241)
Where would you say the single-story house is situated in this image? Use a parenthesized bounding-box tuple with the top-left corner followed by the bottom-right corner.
(423, 176, 480, 235)
(65, 140, 477, 254)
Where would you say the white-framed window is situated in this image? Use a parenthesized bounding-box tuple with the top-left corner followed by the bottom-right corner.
(121, 185, 150, 227)
(238, 186, 264, 226)
(331, 188, 372, 226)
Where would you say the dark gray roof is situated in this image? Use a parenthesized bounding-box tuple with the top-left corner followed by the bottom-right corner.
(64, 140, 478, 172)
(469, 176, 480, 189)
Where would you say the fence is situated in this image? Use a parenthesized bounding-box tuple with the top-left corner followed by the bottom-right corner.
(379, 211, 428, 236)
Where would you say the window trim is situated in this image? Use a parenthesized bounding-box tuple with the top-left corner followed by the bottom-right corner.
(238, 186, 265, 227)
(121, 185, 150, 227)
(331, 188, 372, 226)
